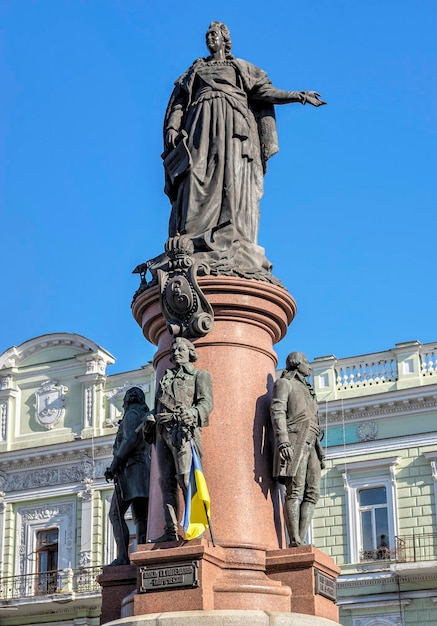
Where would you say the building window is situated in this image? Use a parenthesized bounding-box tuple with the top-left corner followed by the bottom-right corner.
(358, 486, 391, 560)
(36, 528, 58, 594)
(335, 456, 400, 563)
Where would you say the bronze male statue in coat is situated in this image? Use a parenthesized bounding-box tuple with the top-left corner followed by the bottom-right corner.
(271, 352, 325, 547)
(151, 337, 213, 542)
(105, 387, 154, 565)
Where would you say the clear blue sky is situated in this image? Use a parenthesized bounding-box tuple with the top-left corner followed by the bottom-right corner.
(1, 1, 436, 373)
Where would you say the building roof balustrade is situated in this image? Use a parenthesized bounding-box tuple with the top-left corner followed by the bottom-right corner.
(311, 341, 437, 401)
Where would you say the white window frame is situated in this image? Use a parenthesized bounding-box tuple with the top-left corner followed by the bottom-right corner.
(335, 457, 400, 564)
(16, 500, 75, 577)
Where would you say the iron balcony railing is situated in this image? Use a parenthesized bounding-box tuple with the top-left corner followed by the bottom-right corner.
(0, 566, 103, 601)
(395, 533, 437, 563)
(359, 533, 437, 563)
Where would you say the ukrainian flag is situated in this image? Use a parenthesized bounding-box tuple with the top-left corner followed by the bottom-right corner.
(183, 441, 210, 540)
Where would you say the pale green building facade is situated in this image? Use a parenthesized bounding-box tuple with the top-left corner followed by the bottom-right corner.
(0, 333, 155, 625)
(312, 341, 437, 626)
(0, 334, 436, 626)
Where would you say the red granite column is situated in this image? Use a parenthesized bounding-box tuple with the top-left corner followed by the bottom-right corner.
(132, 276, 296, 550)
(99, 276, 340, 622)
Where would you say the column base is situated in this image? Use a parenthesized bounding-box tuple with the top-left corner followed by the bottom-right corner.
(124, 539, 291, 616)
(103, 609, 339, 626)
(97, 541, 339, 624)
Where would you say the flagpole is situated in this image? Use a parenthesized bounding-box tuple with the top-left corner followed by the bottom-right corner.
(204, 502, 216, 547)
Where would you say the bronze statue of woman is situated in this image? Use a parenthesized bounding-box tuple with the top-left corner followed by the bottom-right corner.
(162, 21, 325, 275)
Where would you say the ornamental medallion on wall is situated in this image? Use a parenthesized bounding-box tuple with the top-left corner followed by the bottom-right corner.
(357, 421, 377, 442)
(33, 380, 68, 430)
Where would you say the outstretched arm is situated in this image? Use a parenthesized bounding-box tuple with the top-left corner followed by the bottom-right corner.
(251, 84, 326, 107)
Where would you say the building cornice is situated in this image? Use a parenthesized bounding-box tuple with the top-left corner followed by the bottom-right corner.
(326, 431, 437, 460)
(319, 387, 437, 424)
(0, 333, 115, 369)
(338, 571, 437, 587)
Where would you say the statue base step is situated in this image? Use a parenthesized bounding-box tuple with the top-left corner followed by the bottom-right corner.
(103, 609, 339, 626)
(97, 564, 137, 625)
(98, 540, 339, 624)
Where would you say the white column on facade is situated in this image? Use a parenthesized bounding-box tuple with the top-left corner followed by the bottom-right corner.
(76, 351, 114, 434)
(77, 487, 93, 567)
(0, 489, 6, 576)
(424, 452, 437, 525)
(77, 452, 96, 567)
(0, 372, 18, 444)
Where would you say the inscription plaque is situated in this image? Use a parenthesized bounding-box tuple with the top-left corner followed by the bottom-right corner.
(139, 561, 199, 593)
(314, 569, 337, 602)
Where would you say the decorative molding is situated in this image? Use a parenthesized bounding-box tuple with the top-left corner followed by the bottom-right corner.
(6, 465, 83, 491)
(323, 392, 437, 424)
(85, 386, 93, 427)
(2, 453, 97, 493)
(342, 472, 350, 492)
(357, 421, 377, 442)
(338, 573, 397, 588)
(0, 403, 6, 440)
(79, 550, 92, 567)
(352, 613, 402, 625)
(78, 478, 93, 501)
(338, 572, 437, 587)
(81, 453, 95, 479)
(431, 460, 437, 482)
(105, 382, 150, 427)
(327, 432, 437, 460)
(0, 375, 13, 390)
(0, 333, 114, 369)
(86, 358, 106, 375)
(335, 456, 401, 473)
(33, 380, 68, 430)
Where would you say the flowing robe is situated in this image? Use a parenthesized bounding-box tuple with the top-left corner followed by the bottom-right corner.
(164, 57, 303, 249)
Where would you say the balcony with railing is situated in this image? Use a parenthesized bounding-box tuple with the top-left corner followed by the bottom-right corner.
(311, 340, 437, 400)
(359, 533, 437, 571)
(0, 566, 102, 603)
(395, 532, 437, 563)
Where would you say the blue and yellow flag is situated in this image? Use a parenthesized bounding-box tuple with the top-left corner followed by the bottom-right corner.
(183, 441, 210, 540)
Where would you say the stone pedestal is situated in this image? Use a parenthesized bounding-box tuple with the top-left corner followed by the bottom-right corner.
(267, 546, 340, 623)
(123, 539, 290, 616)
(132, 277, 296, 548)
(97, 564, 137, 624)
(98, 542, 340, 624)
(101, 276, 341, 625)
